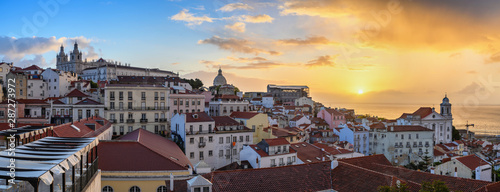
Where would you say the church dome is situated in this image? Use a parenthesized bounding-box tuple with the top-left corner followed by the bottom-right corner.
(213, 68, 227, 86)
(442, 94, 449, 103)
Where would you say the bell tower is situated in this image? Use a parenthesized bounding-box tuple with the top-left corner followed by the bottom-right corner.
(440, 93, 452, 119)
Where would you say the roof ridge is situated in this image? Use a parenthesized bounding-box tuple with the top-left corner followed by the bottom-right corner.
(137, 141, 187, 170)
(376, 163, 491, 184)
(210, 160, 331, 175)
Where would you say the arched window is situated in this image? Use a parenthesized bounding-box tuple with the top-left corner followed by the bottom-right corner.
(129, 186, 141, 192)
(157, 186, 168, 192)
(102, 186, 113, 192)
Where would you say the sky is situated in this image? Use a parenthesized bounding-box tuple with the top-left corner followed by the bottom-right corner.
(1, 0, 500, 106)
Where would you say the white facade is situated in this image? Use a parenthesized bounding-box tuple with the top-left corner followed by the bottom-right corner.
(240, 139, 298, 169)
(41, 69, 78, 97)
(369, 125, 434, 166)
(262, 96, 274, 108)
(104, 84, 169, 135)
(170, 113, 254, 170)
(294, 96, 314, 107)
(0, 62, 13, 86)
(27, 77, 48, 99)
(208, 96, 249, 116)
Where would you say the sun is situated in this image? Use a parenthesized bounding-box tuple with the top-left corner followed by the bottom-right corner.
(358, 89, 364, 94)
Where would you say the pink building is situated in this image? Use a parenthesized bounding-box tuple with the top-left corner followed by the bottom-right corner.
(317, 108, 346, 128)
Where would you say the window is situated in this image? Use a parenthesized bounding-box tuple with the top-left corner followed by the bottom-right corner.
(129, 186, 140, 192)
(209, 136, 213, 142)
(209, 150, 213, 156)
(401, 134, 404, 139)
(174, 100, 178, 105)
(128, 126, 133, 133)
(219, 137, 223, 144)
(190, 152, 194, 159)
(199, 125, 203, 132)
(226, 136, 230, 143)
(233, 136, 237, 142)
(271, 159, 276, 166)
(416, 134, 419, 139)
(128, 91, 132, 100)
(119, 102, 124, 110)
(119, 113, 124, 123)
(141, 92, 146, 100)
(199, 151, 204, 160)
(155, 126, 159, 134)
(110, 102, 115, 109)
(155, 92, 158, 100)
(233, 148, 237, 155)
(128, 102, 132, 109)
(246, 135, 250, 142)
(156, 186, 168, 192)
(190, 138, 194, 144)
(102, 186, 114, 192)
(110, 92, 115, 100)
(119, 91, 123, 100)
(219, 150, 223, 157)
(239, 136, 243, 142)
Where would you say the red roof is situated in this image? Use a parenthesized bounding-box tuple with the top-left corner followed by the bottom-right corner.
(290, 115, 304, 121)
(65, 89, 90, 97)
(388, 125, 433, 132)
(324, 108, 344, 116)
(202, 161, 333, 192)
(22, 64, 42, 71)
(312, 143, 353, 155)
(230, 111, 260, 119)
(434, 149, 445, 156)
(185, 112, 214, 123)
(456, 155, 490, 170)
(412, 107, 434, 118)
(52, 116, 111, 138)
(99, 128, 192, 171)
(338, 155, 490, 192)
(212, 116, 239, 126)
(74, 98, 102, 105)
(291, 142, 329, 163)
(264, 138, 290, 146)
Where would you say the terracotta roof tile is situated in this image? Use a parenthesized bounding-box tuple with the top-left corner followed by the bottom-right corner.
(230, 112, 260, 119)
(203, 161, 333, 192)
(185, 112, 214, 123)
(456, 155, 490, 170)
(74, 98, 102, 105)
(264, 138, 290, 146)
(65, 89, 90, 97)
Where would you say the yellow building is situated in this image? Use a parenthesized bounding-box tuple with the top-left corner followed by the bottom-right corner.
(230, 112, 270, 143)
(99, 128, 193, 192)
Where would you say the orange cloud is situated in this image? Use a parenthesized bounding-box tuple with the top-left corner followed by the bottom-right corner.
(171, 9, 213, 25)
(240, 14, 274, 23)
(225, 22, 246, 33)
(218, 3, 253, 12)
(198, 36, 281, 55)
(276, 36, 338, 45)
(305, 55, 338, 67)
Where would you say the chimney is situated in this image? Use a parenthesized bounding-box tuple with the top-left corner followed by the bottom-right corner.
(331, 159, 339, 169)
(170, 173, 174, 192)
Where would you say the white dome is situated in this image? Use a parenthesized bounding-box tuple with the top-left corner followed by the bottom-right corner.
(213, 68, 227, 86)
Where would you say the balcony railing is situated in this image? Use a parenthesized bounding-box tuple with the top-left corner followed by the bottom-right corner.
(155, 97, 159, 100)
(110, 97, 115, 100)
(140, 119, 148, 123)
(425, 144, 430, 147)
(199, 142, 206, 148)
(128, 97, 133, 100)
(72, 157, 99, 192)
(159, 118, 168, 122)
(126, 119, 135, 123)
(160, 97, 165, 100)
(419, 144, 423, 147)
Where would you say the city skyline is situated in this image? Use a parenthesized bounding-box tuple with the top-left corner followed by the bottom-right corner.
(1, 0, 500, 105)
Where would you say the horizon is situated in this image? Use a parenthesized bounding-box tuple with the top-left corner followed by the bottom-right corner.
(2, 0, 500, 105)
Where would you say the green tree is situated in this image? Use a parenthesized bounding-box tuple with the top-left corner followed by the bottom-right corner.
(182, 78, 204, 90)
(90, 81, 98, 88)
(378, 183, 410, 192)
(419, 180, 449, 192)
(452, 126, 461, 141)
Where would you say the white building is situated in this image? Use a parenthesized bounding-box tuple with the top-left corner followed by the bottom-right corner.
(48, 89, 105, 124)
(170, 112, 254, 169)
(26, 74, 48, 99)
(104, 84, 169, 136)
(169, 87, 205, 116)
(434, 154, 491, 181)
(208, 95, 249, 116)
(294, 96, 314, 107)
(397, 95, 453, 144)
(80, 59, 178, 82)
(240, 138, 298, 169)
(41, 68, 78, 97)
(369, 124, 434, 166)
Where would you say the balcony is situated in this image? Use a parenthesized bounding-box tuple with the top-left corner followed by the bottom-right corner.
(270, 164, 277, 167)
(160, 97, 165, 100)
(159, 118, 168, 122)
(110, 97, 115, 100)
(199, 141, 206, 148)
(155, 118, 159, 122)
(287, 162, 293, 165)
(406, 145, 411, 148)
(155, 97, 159, 100)
(140, 119, 148, 123)
(279, 163, 285, 166)
(413, 144, 417, 148)
(126, 119, 135, 123)
(128, 97, 133, 100)
(425, 144, 430, 147)
(110, 119, 117, 123)
(119, 97, 123, 100)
